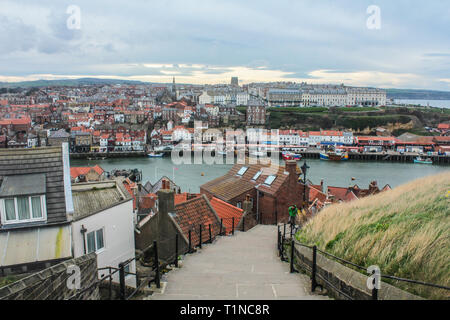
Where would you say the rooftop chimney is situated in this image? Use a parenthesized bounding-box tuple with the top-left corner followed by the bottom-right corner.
(243, 194, 252, 214)
(157, 188, 174, 215)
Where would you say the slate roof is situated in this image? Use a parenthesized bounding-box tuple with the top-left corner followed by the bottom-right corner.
(0, 173, 46, 197)
(0, 147, 68, 224)
(174, 195, 221, 246)
(143, 176, 180, 195)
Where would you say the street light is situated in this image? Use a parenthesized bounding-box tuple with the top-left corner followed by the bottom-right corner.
(301, 161, 310, 207)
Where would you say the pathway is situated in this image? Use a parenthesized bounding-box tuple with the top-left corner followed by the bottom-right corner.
(147, 225, 329, 300)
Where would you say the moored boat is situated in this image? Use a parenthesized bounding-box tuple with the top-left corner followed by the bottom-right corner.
(414, 157, 433, 164)
(147, 152, 164, 158)
(282, 152, 302, 161)
(320, 151, 349, 161)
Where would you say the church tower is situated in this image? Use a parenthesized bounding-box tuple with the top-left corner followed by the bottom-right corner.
(172, 77, 177, 100)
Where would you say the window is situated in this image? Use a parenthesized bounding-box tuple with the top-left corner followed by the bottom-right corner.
(264, 175, 276, 186)
(86, 228, 105, 253)
(252, 171, 262, 181)
(236, 202, 242, 209)
(236, 166, 248, 176)
(1, 195, 46, 224)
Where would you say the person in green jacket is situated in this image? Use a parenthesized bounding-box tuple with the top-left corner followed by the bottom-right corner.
(288, 205, 298, 227)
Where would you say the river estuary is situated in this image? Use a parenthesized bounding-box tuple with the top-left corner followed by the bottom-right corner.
(71, 156, 450, 193)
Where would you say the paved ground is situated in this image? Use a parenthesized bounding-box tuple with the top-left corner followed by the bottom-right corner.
(147, 225, 329, 300)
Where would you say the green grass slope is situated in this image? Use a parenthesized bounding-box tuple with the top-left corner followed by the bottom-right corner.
(297, 172, 450, 299)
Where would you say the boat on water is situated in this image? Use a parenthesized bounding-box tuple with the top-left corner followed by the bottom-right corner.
(320, 151, 349, 161)
(147, 152, 164, 158)
(414, 157, 433, 164)
(282, 152, 302, 161)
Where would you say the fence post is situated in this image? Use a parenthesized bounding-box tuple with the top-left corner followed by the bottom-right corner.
(153, 240, 160, 289)
(209, 224, 212, 243)
(174, 233, 179, 268)
(118, 263, 125, 300)
(232, 217, 235, 235)
(275, 211, 278, 225)
(280, 234, 285, 261)
(188, 229, 192, 253)
(277, 225, 280, 252)
(311, 245, 317, 292)
(283, 224, 286, 239)
(372, 283, 378, 300)
(108, 267, 112, 300)
(242, 216, 245, 232)
(220, 218, 223, 235)
(199, 224, 202, 248)
(290, 239, 295, 273)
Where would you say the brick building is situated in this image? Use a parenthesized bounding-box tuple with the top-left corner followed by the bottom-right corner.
(200, 160, 308, 224)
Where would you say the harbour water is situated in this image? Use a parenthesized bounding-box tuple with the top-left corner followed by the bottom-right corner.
(394, 99, 450, 109)
(71, 157, 450, 193)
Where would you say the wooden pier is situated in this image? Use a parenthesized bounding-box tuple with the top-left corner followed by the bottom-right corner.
(298, 151, 450, 164)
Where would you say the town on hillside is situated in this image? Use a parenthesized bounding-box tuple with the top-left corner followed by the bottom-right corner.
(1, 80, 449, 164)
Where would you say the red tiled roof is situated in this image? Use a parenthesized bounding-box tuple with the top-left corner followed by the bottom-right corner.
(327, 186, 358, 202)
(174, 195, 221, 246)
(309, 186, 327, 205)
(70, 165, 104, 179)
(123, 178, 137, 210)
(210, 197, 243, 235)
(174, 193, 201, 205)
(139, 193, 157, 210)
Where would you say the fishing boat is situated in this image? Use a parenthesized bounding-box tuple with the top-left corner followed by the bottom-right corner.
(320, 151, 349, 161)
(413, 157, 433, 164)
(147, 152, 164, 158)
(282, 152, 302, 161)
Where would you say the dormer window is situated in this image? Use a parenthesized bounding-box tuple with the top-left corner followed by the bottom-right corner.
(236, 166, 248, 176)
(264, 175, 276, 186)
(0, 174, 47, 225)
(252, 171, 262, 181)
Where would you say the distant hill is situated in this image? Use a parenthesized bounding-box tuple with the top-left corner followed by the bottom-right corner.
(0, 78, 147, 88)
(297, 172, 450, 299)
(386, 89, 450, 100)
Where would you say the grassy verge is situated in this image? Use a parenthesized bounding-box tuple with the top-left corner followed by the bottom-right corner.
(296, 172, 450, 299)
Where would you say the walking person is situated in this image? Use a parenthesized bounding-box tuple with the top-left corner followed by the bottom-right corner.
(288, 204, 298, 235)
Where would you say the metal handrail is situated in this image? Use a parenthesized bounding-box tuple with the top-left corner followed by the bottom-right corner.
(285, 227, 450, 293)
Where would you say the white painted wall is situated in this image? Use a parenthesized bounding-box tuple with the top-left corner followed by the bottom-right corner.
(72, 199, 136, 287)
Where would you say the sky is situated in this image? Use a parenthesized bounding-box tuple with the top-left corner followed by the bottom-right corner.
(0, 0, 449, 90)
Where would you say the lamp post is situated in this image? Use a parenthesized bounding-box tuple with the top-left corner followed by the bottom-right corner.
(301, 161, 310, 208)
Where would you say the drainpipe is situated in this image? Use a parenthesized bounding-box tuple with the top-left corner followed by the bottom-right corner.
(256, 185, 260, 222)
(80, 225, 87, 255)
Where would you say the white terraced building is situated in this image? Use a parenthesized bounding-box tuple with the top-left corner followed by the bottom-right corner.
(267, 85, 386, 107)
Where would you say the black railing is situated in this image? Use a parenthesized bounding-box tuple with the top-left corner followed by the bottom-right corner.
(68, 216, 252, 300)
(278, 223, 450, 300)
